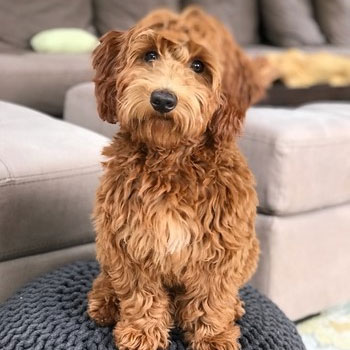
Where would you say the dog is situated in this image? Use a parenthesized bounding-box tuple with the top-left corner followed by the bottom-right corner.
(88, 6, 264, 350)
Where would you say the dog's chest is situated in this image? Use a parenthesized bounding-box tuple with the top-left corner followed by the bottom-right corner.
(147, 192, 197, 256)
(159, 210, 192, 254)
(104, 141, 250, 263)
(127, 170, 200, 258)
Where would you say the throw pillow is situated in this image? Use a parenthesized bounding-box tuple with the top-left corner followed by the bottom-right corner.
(31, 28, 99, 54)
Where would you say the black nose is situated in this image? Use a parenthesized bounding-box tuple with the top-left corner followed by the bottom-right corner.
(150, 90, 177, 113)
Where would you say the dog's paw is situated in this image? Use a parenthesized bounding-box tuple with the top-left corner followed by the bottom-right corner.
(87, 294, 119, 326)
(114, 320, 169, 350)
(188, 325, 241, 350)
(88, 303, 119, 326)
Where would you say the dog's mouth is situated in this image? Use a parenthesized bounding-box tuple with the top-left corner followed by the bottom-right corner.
(151, 113, 173, 121)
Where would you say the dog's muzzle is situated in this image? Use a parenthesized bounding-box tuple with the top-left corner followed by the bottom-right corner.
(150, 90, 177, 113)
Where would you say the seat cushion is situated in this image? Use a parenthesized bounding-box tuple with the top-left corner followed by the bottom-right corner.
(64, 82, 118, 139)
(252, 203, 350, 320)
(239, 103, 350, 214)
(0, 261, 306, 350)
(0, 53, 92, 116)
(0, 243, 95, 303)
(0, 101, 108, 263)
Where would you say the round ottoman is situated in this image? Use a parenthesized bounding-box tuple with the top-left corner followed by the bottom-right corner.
(0, 261, 305, 350)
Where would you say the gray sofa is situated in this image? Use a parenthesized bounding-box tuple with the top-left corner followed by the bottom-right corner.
(0, 101, 108, 302)
(1, 0, 350, 116)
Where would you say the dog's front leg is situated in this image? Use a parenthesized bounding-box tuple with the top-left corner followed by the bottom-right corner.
(88, 271, 120, 326)
(109, 257, 172, 350)
(175, 269, 242, 350)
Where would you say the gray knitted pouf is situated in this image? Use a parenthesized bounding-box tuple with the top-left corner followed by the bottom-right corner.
(0, 261, 305, 350)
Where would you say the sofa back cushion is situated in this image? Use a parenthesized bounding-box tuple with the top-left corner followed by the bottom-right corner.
(260, 0, 325, 46)
(314, 0, 350, 46)
(182, 0, 259, 45)
(0, 41, 25, 54)
(0, 0, 93, 50)
(93, 0, 179, 35)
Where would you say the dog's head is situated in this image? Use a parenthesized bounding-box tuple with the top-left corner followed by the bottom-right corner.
(93, 7, 267, 147)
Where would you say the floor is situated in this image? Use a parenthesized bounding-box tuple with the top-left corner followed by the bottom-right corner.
(297, 302, 350, 350)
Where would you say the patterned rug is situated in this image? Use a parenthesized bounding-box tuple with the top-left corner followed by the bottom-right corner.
(297, 302, 350, 350)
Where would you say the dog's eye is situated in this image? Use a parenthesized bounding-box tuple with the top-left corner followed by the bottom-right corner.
(191, 60, 204, 73)
(144, 51, 159, 62)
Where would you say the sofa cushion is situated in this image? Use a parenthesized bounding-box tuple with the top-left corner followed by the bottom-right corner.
(93, 0, 179, 35)
(253, 203, 350, 320)
(0, 41, 26, 54)
(0, 243, 95, 303)
(182, 0, 259, 45)
(0, 101, 108, 263)
(239, 103, 350, 214)
(260, 0, 325, 46)
(0, 53, 92, 116)
(64, 82, 118, 139)
(314, 0, 350, 46)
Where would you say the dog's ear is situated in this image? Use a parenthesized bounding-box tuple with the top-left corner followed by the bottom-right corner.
(209, 35, 266, 143)
(228, 49, 266, 110)
(92, 31, 126, 124)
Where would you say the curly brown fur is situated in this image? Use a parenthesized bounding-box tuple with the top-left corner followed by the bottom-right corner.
(88, 6, 263, 350)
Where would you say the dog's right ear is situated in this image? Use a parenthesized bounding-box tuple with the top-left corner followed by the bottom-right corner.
(92, 31, 126, 124)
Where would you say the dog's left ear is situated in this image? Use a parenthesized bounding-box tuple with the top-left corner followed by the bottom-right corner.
(92, 31, 127, 124)
(229, 49, 267, 109)
(209, 44, 267, 143)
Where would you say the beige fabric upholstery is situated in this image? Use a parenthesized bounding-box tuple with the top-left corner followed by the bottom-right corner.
(93, 0, 179, 35)
(0, 243, 95, 303)
(0, 53, 92, 116)
(0, 41, 25, 54)
(260, 0, 325, 46)
(0, 0, 93, 50)
(0, 102, 108, 264)
(239, 103, 350, 214)
(314, 0, 350, 46)
(252, 203, 350, 320)
(183, 0, 259, 45)
(64, 83, 118, 139)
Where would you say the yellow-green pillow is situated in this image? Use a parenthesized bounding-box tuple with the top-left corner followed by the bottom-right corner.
(31, 28, 99, 53)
